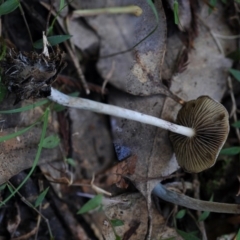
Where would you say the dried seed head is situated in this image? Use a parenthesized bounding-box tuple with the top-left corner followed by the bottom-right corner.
(169, 96, 229, 173)
(0, 47, 66, 104)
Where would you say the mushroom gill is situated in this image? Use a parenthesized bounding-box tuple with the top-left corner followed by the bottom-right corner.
(169, 96, 229, 173)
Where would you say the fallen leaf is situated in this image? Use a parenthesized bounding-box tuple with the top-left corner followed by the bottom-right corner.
(108, 2, 236, 239)
(103, 155, 137, 189)
(70, 0, 174, 98)
(70, 108, 114, 179)
(0, 97, 61, 184)
(102, 193, 182, 239)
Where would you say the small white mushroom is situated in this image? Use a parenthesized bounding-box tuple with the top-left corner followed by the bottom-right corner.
(49, 89, 229, 173)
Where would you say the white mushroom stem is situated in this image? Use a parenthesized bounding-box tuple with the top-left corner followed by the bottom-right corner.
(49, 88, 195, 138)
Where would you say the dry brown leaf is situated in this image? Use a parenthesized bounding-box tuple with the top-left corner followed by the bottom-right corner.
(70, 108, 114, 179)
(103, 155, 137, 189)
(69, 0, 172, 98)
(0, 97, 61, 184)
(109, 89, 179, 238)
(107, 2, 236, 238)
(164, 4, 235, 103)
(102, 193, 182, 239)
(0, 126, 61, 185)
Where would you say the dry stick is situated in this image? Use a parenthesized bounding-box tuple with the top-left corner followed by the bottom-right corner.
(34, 180, 44, 240)
(197, 16, 224, 55)
(101, 60, 115, 95)
(48, 87, 195, 137)
(12, 226, 38, 240)
(64, 14, 90, 94)
(193, 175, 207, 240)
(153, 183, 240, 214)
(228, 77, 240, 143)
(214, 33, 240, 39)
(72, 5, 143, 18)
(7, 181, 53, 239)
(18, 3, 34, 49)
(63, 34, 90, 95)
(40, 2, 90, 94)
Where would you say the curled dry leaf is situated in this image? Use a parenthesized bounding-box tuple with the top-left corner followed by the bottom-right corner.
(72, 0, 172, 97)
(102, 193, 182, 240)
(69, 108, 114, 179)
(103, 155, 137, 189)
(0, 98, 61, 184)
(0, 126, 61, 184)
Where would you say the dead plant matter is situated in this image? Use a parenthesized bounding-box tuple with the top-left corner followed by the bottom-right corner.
(0, 47, 66, 105)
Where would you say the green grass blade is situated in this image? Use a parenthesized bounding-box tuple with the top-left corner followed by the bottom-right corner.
(237, 228, 240, 240)
(177, 230, 200, 240)
(0, 183, 6, 191)
(35, 187, 49, 207)
(77, 194, 103, 214)
(232, 121, 240, 128)
(229, 68, 240, 82)
(0, 121, 39, 142)
(175, 209, 186, 219)
(110, 219, 124, 227)
(208, 0, 217, 14)
(42, 135, 60, 149)
(198, 195, 213, 222)
(59, 0, 65, 10)
(0, 92, 78, 114)
(220, 147, 240, 156)
(0, 0, 19, 16)
(0, 99, 49, 114)
(65, 158, 76, 167)
(173, 1, 179, 24)
(33, 35, 72, 49)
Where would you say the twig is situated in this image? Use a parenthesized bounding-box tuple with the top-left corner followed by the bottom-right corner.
(12, 226, 38, 240)
(34, 180, 44, 240)
(102, 60, 115, 95)
(193, 174, 207, 240)
(197, 16, 224, 55)
(72, 5, 143, 18)
(7, 181, 53, 239)
(152, 183, 240, 214)
(91, 173, 112, 196)
(214, 33, 240, 40)
(63, 31, 90, 95)
(18, 3, 34, 49)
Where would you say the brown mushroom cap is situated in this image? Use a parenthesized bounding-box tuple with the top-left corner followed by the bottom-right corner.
(169, 96, 229, 173)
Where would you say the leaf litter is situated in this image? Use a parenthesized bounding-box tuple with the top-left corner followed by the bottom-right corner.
(0, 0, 239, 239)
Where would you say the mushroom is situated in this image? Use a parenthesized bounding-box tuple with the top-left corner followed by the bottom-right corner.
(1, 33, 229, 173)
(169, 96, 229, 173)
(49, 89, 229, 173)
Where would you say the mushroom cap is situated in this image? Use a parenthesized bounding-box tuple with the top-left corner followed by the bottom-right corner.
(169, 96, 229, 173)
